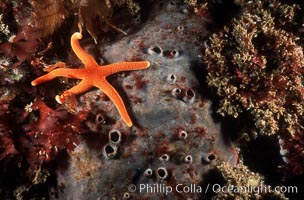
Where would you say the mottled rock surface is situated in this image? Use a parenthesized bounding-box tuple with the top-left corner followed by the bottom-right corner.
(54, 1, 237, 199)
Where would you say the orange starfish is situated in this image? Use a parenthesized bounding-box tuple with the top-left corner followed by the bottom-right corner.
(32, 32, 150, 127)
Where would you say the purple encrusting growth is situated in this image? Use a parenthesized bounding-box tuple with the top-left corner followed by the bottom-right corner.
(54, 1, 237, 199)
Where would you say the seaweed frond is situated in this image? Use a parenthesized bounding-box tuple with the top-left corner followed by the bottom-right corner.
(29, 0, 70, 36)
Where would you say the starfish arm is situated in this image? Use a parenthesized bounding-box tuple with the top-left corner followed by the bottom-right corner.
(101, 61, 150, 75)
(31, 68, 83, 86)
(55, 80, 93, 104)
(95, 78, 133, 127)
(71, 32, 99, 68)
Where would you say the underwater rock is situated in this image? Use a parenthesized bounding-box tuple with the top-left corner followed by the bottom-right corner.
(53, 1, 237, 199)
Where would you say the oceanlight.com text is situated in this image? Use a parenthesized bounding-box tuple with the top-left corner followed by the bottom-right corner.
(127, 183, 298, 196)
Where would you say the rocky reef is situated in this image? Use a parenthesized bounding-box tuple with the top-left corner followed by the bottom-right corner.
(0, 0, 304, 199)
(53, 2, 239, 199)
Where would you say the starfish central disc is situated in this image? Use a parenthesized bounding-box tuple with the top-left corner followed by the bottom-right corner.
(32, 32, 150, 127)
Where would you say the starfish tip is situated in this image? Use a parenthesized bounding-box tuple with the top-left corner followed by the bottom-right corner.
(31, 81, 36, 86)
(127, 121, 133, 127)
(73, 32, 83, 40)
(55, 95, 64, 104)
